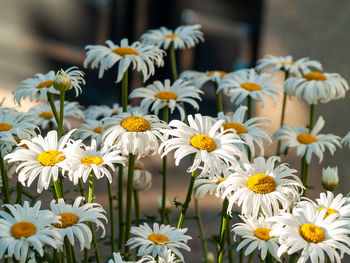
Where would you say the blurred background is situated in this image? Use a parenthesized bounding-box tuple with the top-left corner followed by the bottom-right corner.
(1, 0, 350, 261)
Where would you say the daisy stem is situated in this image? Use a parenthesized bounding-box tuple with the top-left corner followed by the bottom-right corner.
(0, 155, 11, 204)
(133, 189, 140, 223)
(58, 91, 66, 139)
(194, 197, 209, 263)
(78, 179, 85, 197)
(122, 71, 128, 112)
(88, 173, 94, 203)
(15, 182, 23, 204)
(217, 198, 229, 263)
(226, 218, 234, 263)
(52, 177, 63, 200)
(117, 164, 124, 250)
(107, 180, 116, 253)
(161, 106, 169, 224)
(124, 153, 136, 259)
(276, 91, 288, 156)
(214, 82, 223, 113)
(47, 91, 60, 126)
(247, 96, 252, 120)
(64, 237, 74, 263)
(169, 42, 178, 81)
(177, 169, 197, 229)
(309, 104, 315, 131)
(289, 253, 299, 263)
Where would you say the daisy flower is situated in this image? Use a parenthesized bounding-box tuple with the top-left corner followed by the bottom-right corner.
(123, 160, 152, 191)
(129, 79, 203, 121)
(217, 69, 280, 107)
(141, 24, 204, 50)
(341, 131, 350, 149)
(274, 116, 341, 164)
(221, 156, 304, 217)
(179, 70, 228, 89)
(322, 166, 339, 191)
(284, 71, 349, 104)
(233, 215, 280, 261)
(84, 39, 165, 82)
(160, 114, 246, 176)
(255, 55, 323, 76)
(217, 106, 271, 157)
(73, 119, 105, 145)
(4, 130, 77, 193)
(126, 223, 191, 261)
(0, 201, 61, 263)
(102, 112, 168, 159)
(270, 203, 350, 263)
(53, 67, 86, 96)
(108, 252, 180, 263)
(84, 103, 124, 120)
(50, 197, 107, 250)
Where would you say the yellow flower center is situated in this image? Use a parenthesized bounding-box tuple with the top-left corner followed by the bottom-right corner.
(112, 47, 139, 56)
(121, 116, 151, 132)
(11, 221, 37, 239)
(0, 123, 12, 132)
(53, 213, 79, 228)
(190, 134, 216, 152)
(303, 72, 327, 81)
(281, 61, 295, 66)
(299, 224, 325, 243)
(240, 82, 262, 92)
(253, 228, 274, 241)
(36, 80, 54, 89)
(134, 164, 144, 170)
(148, 233, 169, 244)
(247, 173, 276, 194)
(317, 207, 337, 219)
(93, 126, 102, 134)
(165, 34, 180, 39)
(216, 178, 227, 185)
(81, 156, 103, 166)
(206, 71, 228, 77)
(155, 91, 177, 101)
(37, 150, 65, 166)
(297, 134, 318, 144)
(223, 122, 247, 135)
(39, 111, 54, 119)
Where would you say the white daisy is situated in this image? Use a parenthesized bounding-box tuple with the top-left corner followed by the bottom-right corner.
(255, 55, 323, 76)
(102, 112, 168, 159)
(84, 103, 124, 120)
(123, 160, 152, 191)
(341, 131, 350, 149)
(217, 106, 271, 157)
(160, 114, 246, 176)
(84, 39, 165, 82)
(233, 215, 280, 261)
(141, 24, 204, 50)
(217, 69, 280, 107)
(126, 223, 191, 261)
(108, 252, 180, 263)
(274, 116, 341, 164)
(50, 197, 107, 250)
(55, 67, 86, 97)
(221, 156, 304, 217)
(284, 71, 349, 104)
(322, 166, 339, 191)
(73, 119, 105, 146)
(129, 79, 203, 121)
(179, 70, 228, 89)
(0, 201, 61, 263)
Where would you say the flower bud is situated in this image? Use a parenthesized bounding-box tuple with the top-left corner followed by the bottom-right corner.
(207, 252, 215, 263)
(322, 166, 339, 191)
(53, 69, 71, 92)
(123, 161, 152, 191)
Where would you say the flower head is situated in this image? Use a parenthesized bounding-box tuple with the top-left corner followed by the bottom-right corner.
(123, 160, 152, 191)
(341, 131, 350, 149)
(84, 103, 124, 120)
(179, 70, 228, 89)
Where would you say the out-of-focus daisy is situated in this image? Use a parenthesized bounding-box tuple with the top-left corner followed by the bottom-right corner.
(129, 79, 203, 121)
(108, 252, 180, 263)
(53, 67, 86, 96)
(221, 156, 304, 217)
(50, 197, 107, 250)
(102, 112, 168, 159)
(73, 119, 105, 146)
(160, 114, 245, 176)
(123, 160, 152, 191)
(126, 223, 191, 261)
(5, 130, 77, 193)
(179, 70, 228, 89)
(233, 215, 280, 261)
(271, 203, 350, 263)
(217, 69, 280, 107)
(84, 39, 165, 82)
(217, 106, 271, 157)
(256, 55, 323, 76)
(274, 116, 341, 164)
(322, 166, 339, 191)
(0, 201, 61, 263)
(157, 196, 172, 214)
(285, 71, 349, 104)
(141, 24, 204, 50)
(84, 103, 124, 120)
(341, 131, 350, 149)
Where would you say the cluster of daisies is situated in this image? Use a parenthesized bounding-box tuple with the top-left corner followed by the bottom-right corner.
(0, 22, 349, 263)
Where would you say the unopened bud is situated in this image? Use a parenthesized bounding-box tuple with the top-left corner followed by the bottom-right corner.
(123, 161, 152, 191)
(207, 252, 215, 263)
(322, 166, 339, 191)
(53, 69, 71, 92)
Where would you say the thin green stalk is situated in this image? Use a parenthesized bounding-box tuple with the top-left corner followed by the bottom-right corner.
(194, 197, 208, 263)
(217, 198, 229, 263)
(161, 106, 169, 224)
(133, 190, 140, 223)
(309, 104, 315, 131)
(15, 181, 23, 204)
(107, 181, 116, 253)
(239, 249, 243, 263)
(0, 155, 11, 204)
(88, 173, 94, 203)
(58, 91, 66, 139)
(47, 91, 60, 126)
(60, 251, 65, 263)
(84, 249, 88, 263)
(64, 237, 74, 263)
(53, 250, 57, 263)
(266, 252, 274, 263)
(52, 177, 63, 200)
(124, 153, 136, 259)
(248, 252, 254, 263)
(276, 92, 288, 156)
(78, 179, 85, 198)
(214, 82, 223, 113)
(289, 253, 299, 263)
(226, 217, 234, 263)
(117, 164, 124, 250)
(247, 96, 252, 120)
(122, 71, 129, 112)
(177, 169, 197, 228)
(169, 42, 178, 81)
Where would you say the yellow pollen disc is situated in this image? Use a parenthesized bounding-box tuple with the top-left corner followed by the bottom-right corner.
(134, 164, 144, 170)
(155, 91, 177, 101)
(148, 233, 169, 244)
(93, 126, 102, 134)
(165, 34, 180, 39)
(240, 82, 262, 92)
(37, 150, 65, 166)
(317, 207, 337, 219)
(190, 134, 216, 152)
(81, 156, 103, 166)
(0, 123, 12, 132)
(36, 80, 54, 89)
(39, 111, 54, 119)
(299, 224, 325, 243)
(216, 178, 227, 185)
(112, 47, 139, 56)
(121, 116, 151, 132)
(281, 61, 295, 66)
(206, 71, 228, 77)
(11, 221, 37, 239)
(303, 72, 327, 81)
(297, 134, 318, 144)
(223, 122, 247, 134)
(254, 228, 274, 241)
(53, 213, 79, 228)
(247, 173, 276, 194)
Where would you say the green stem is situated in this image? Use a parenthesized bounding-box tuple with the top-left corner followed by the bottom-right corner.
(133, 190, 140, 223)
(301, 156, 309, 197)
(161, 106, 169, 224)
(214, 82, 223, 113)
(78, 179, 85, 198)
(239, 249, 244, 263)
(177, 169, 197, 228)
(248, 252, 254, 263)
(83, 248, 88, 263)
(276, 91, 288, 156)
(15, 181, 23, 204)
(266, 252, 274, 263)
(117, 164, 124, 250)
(88, 174, 94, 203)
(124, 153, 136, 259)
(289, 253, 299, 263)
(64, 237, 74, 263)
(58, 91, 66, 139)
(169, 42, 178, 81)
(217, 198, 229, 263)
(247, 96, 252, 120)
(107, 181, 116, 253)
(47, 92, 60, 126)
(0, 155, 11, 204)
(53, 177, 63, 200)
(122, 71, 129, 112)
(194, 197, 208, 263)
(226, 217, 234, 263)
(309, 104, 315, 131)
